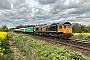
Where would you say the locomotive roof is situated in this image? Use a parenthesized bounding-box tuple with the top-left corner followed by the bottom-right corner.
(51, 22, 64, 25)
(25, 27, 33, 28)
(63, 22, 71, 25)
(34, 22, 71, 27)
(34, 25, 49, 28)
(58, 22, 71, 25)
(34, 26, 42, 28)
(50, 22, 71, 26)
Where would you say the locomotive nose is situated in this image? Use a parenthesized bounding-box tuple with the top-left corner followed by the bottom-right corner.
(64, 28, 72, 34)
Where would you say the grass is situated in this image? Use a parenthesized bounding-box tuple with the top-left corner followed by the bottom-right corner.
(8, 32, 90, 60)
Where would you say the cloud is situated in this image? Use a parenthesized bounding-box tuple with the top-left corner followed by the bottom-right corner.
(0, 0, 90, 28)
(0, 0, 11, 9)
(69, 1, 90, 14)
(8, 0, 26, 7)
(8, 0, 26, 4)
(37, 0, 57, 4)
(48, 0, 90, 24)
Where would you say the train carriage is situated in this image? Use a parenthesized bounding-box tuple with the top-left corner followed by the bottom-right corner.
(34, 26, 42, 35)
(13, 22, 72, 39)
(13, 28, 25, 33)
(24, 27, 34, 33)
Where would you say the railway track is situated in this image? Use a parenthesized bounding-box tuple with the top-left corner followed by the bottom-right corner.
(14, 32, 90, 57)
(28, 34, 90, 57)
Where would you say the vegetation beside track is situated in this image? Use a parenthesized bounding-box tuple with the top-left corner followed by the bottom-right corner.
(8, 32, 90, 60)
(72, 33, 90, 41)
(0, 32, 14, 60)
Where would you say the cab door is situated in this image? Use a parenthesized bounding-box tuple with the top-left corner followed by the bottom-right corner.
(57, 25, 63, 33)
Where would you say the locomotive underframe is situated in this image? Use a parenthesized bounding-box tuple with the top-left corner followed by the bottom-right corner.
(34, 32, 72, 39)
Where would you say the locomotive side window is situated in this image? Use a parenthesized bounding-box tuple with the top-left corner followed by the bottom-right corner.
(50, 25, 57, 31)
(36, 28, 39, 31)
(41, 28, 42, 31)
(64, 25, 66, 28)
(59, 26, 62, 29)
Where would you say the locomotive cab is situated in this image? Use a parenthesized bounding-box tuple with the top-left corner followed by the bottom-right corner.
(63, 22, 72, 39)
(63, 24, 72, 34)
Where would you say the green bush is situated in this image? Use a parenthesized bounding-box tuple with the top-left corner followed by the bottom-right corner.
(1, 39, 10, 49)
(0, 34, 14, 60)
(0, 54, 14, 60)
(0, 25, 9, 32)
(4, 49, 13, 54)
(19, 48, 27, 56)
(0, 39, 12, 54)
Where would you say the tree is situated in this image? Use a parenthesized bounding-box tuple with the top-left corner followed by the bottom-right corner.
(0, 25, 9, 32)
(87, 25, 90, 32)
(72, 23, 82, 33)
(72, 23, 90, 33)
(81, 25, 88, 32)
(16, 25, 24, 29)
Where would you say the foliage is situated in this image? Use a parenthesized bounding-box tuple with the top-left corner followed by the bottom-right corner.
(1, 39, 10, 49)
(0, 33, 14, 60)
(8, 33, 27, 56)
(15, 24, 47, 29)
(8, 32, 90, 60)
(29, 39, 89, 60)
(72, 23, 90, 33)
(19, 48, 27, 56)
(0, 32, 6, 56)
(0, 25, 9, 32)
(0, 54, 14, 60)
(0, 38, 12, 55)
(0, 32, 7, 56)
(15, 24, 35, 29)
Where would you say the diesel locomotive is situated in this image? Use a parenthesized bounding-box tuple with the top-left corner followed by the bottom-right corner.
(13, 22, 72, 39)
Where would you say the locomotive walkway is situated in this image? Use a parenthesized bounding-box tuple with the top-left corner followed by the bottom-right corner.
(9, 41, 30, 60)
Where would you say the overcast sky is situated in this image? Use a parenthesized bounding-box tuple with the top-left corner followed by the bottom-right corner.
(0, 0, 90, 28)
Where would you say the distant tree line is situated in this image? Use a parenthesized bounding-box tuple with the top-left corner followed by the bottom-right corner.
(0, 25, 9, 32)
(72, 23, 90, 33)
(15, 24, 47, 29)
